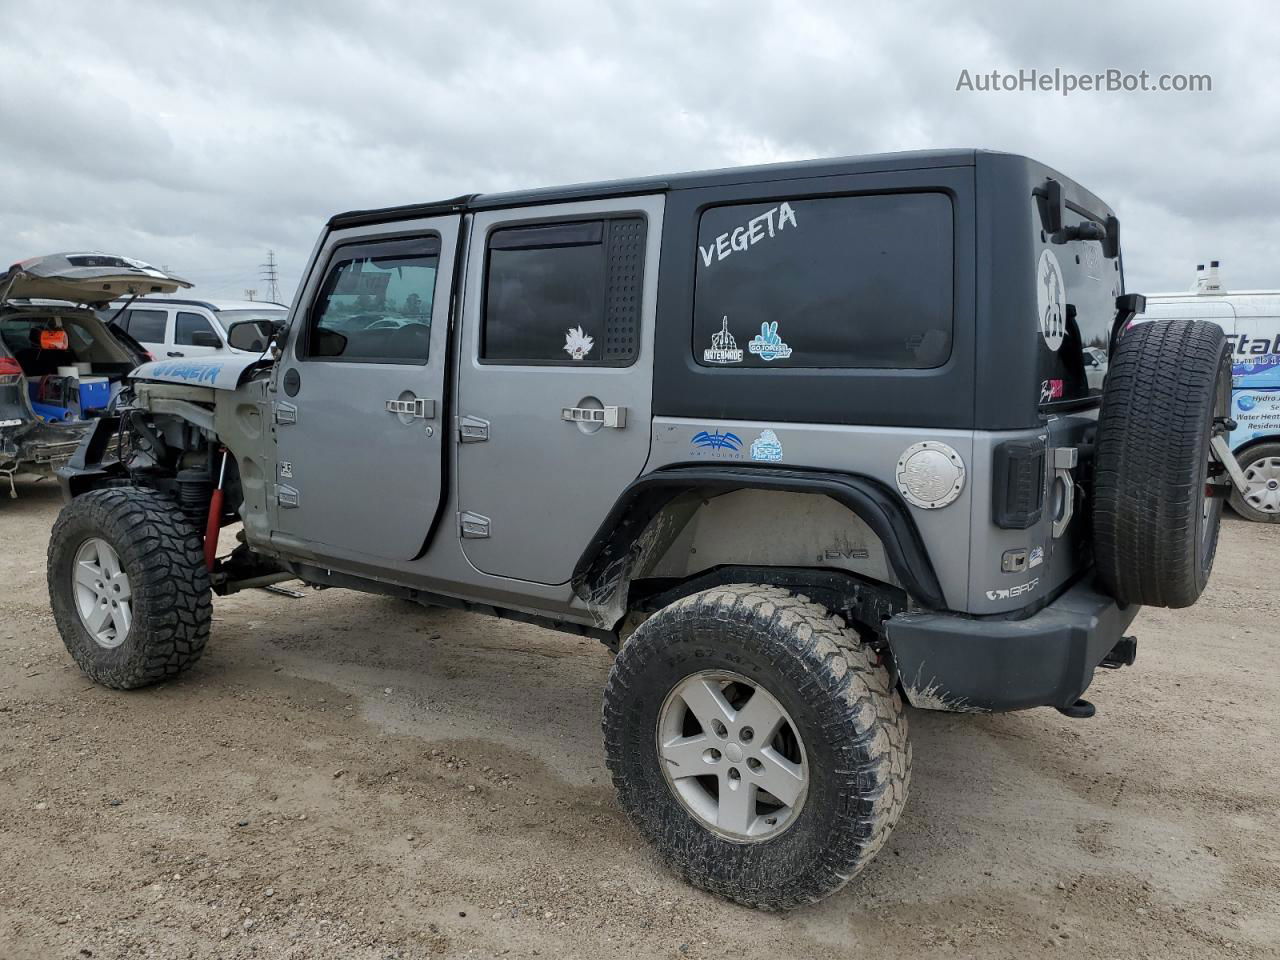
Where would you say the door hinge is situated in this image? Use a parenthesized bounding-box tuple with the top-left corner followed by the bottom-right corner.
(562, 405, 627, 429)
(459, 511, 490, 538)
(276, 484, 300, 508)
(273, 402, 298, 425)
(458, 416, 489, 442)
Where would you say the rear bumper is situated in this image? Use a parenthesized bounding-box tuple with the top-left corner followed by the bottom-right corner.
(886, 580, 1140, 713)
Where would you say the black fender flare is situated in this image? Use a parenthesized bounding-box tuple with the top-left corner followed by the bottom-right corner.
(571, 465, 947, 610)
(56, 415, 124, 501)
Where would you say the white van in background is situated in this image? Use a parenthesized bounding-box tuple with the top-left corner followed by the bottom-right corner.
(1138, 261, 1280, 522)
(100, 297, 289, 360)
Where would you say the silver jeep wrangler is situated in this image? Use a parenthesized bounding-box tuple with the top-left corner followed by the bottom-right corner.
(47, 150, 1245, 909)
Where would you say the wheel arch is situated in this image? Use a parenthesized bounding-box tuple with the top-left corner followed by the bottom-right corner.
(571, 465, 946, 627)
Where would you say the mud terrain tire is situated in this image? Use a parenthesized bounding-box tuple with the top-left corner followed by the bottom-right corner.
(602, 584, 910, 910)
(1093, 319, 1231, 607)
(48, 487, 212, 689)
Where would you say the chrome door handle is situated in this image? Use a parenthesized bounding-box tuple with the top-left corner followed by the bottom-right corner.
(562, 405, 626, 429)
(386, 397, 436, 419)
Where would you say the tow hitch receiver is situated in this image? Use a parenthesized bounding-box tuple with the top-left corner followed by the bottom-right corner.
(1100, 635, 1138, 669)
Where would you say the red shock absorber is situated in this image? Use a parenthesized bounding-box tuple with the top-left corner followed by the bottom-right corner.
(204, 449, 228, 572)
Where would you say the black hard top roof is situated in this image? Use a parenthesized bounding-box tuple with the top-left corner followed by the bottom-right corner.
(327, 148, 986, 230)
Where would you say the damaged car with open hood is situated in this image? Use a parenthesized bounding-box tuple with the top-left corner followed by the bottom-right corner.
(0, 254, 189, 497)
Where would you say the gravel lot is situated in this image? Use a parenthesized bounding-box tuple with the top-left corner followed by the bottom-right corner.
(2, 479, 1278, 959)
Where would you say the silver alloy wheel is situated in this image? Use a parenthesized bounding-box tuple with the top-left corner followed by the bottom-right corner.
(656, 670, 808, 842)
(71, 538, 133, 649)
(1242, 456, 1280, 515)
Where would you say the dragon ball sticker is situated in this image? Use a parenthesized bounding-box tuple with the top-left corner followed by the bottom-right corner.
(1036, 249, 1066, 352)
(564, 326, 594, 360)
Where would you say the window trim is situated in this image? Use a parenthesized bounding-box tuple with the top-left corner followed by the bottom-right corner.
(174, 310, 223, 348)
(477, 212, 647, 368)
(300, 233, 442, 366)
(690, 189, 956, 371)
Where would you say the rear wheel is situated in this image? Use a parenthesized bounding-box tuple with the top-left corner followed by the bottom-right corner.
(1092, 319, 1232, 607)
(602, 584, 909, 909)
(1229, 442, 1280, 523)
(47, 487, 212, 689)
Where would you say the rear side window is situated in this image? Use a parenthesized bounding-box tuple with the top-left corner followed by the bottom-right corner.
(305, 236, 439, 364)
(693, 193, 953, 368)
(482, 217, 645, 365)
(124, 309, 167, 343)
(175, 311, 219, 346)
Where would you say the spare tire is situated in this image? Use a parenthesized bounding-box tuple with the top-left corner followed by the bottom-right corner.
(1092, 318, 1231, 608)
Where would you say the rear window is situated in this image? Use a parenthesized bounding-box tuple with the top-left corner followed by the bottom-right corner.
(1035, 210, 1122, 407)
(692, 193, 954, 368)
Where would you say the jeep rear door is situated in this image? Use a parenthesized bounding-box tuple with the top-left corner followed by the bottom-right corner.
(454, 196, 662, 584)
(268, 215, 458, 562)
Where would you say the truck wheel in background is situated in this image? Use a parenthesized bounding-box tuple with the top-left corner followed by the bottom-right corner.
(1092, 319, 1232, 607)
(47, 487, 212, 689)
(1229, 441, 1280, 523)
(602, 584, 910, 909)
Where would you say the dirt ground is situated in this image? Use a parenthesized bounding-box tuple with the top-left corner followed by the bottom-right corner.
(1, 479, 1278, 960)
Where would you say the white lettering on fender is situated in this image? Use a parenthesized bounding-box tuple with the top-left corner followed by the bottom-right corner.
(698, 201, 798, 267)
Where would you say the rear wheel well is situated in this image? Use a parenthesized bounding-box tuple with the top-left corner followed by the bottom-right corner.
(572, 467, 944, 631)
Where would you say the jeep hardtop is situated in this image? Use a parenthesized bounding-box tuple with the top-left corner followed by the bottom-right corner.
(46, 150, 1246, 908)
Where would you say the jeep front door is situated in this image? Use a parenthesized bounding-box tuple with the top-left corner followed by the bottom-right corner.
(270, 219, 457, 562)
(455, 197, 661, 584)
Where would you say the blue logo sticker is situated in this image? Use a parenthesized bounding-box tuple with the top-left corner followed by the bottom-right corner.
(692, 430, 742, 451)
(1238, 393, 1259, 412)
(750, 429, 783, 462)
(748, 321, 793, 361)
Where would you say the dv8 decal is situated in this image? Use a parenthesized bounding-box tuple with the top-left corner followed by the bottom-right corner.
(689, 428, 784, 463)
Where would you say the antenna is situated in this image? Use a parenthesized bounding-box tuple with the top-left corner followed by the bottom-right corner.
(259, 250, 281, 303)
(244, 288, 257, 301)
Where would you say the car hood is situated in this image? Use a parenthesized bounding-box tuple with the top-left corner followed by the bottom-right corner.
(0, 253, 192, 306)
(130, 354, 269, 391)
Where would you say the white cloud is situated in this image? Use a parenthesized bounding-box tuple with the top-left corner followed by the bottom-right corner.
(1, 0, 1276, 299)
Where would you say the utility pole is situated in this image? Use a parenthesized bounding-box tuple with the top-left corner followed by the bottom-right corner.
(244, 288, 257, 301)
(259, 250, 281, 304)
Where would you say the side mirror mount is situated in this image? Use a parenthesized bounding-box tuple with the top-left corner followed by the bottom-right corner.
(190, 329, 222, 348)
(226, 318, 285, 354)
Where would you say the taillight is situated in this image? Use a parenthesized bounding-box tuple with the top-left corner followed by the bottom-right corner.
(0, 356, 22, 386)
(992, 437, 1046, 528)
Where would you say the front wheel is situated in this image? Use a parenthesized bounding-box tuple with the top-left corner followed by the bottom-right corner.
(602, 584, 910, 909)
(47, 487, 212, 689)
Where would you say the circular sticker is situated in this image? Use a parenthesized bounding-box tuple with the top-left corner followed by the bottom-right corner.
(1036, 248, 1067, 352)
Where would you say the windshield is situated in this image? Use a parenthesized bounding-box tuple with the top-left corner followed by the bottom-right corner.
(216, 308, 288, 327)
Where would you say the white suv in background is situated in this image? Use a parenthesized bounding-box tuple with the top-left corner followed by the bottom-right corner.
(101, 298, 288, 359)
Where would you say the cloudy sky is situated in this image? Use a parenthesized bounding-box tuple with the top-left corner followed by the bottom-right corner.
(2, 0, 1277, 302)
